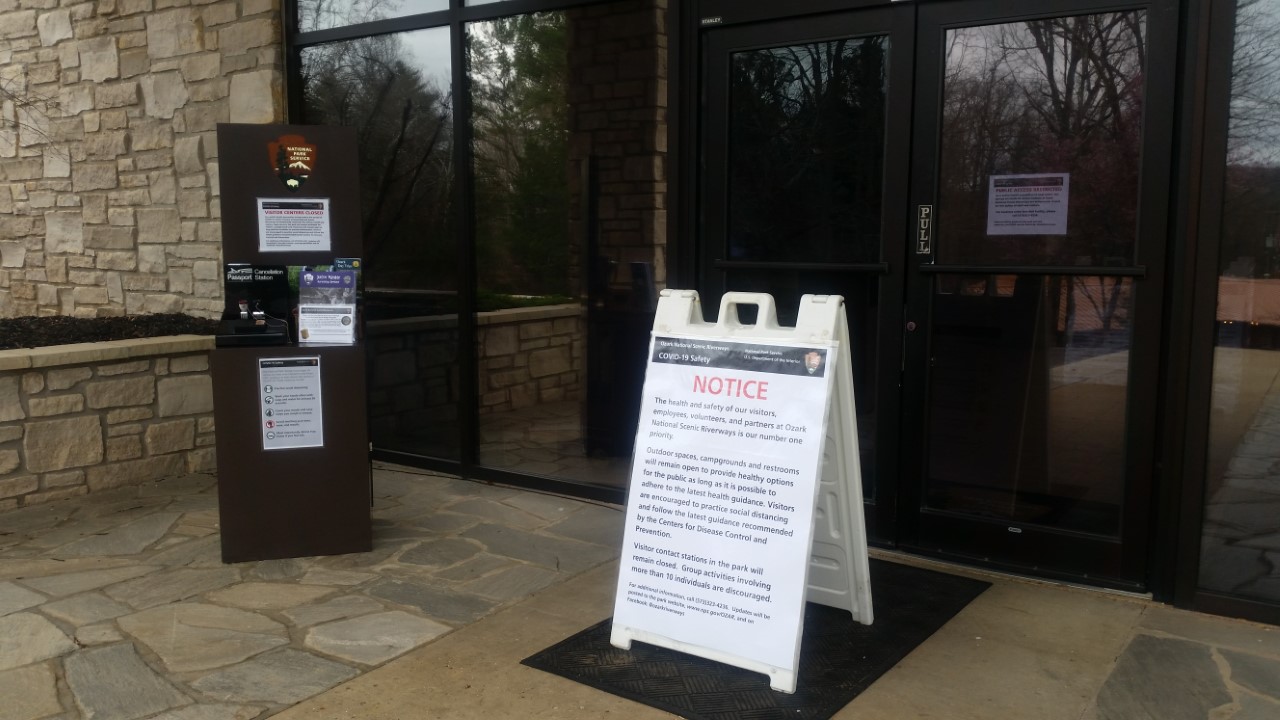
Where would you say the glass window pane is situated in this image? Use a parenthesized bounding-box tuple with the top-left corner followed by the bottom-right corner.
(725, 270, 879, 502)
(468, 4, 666, 489)
(938, 13, 1147, 266)
(300, 27, 460, 460)
(727, 36, 888, 264)
(925, 274, 1131, 536)
(1199, 0, 1280, 603)
(297, 0, 449, 33)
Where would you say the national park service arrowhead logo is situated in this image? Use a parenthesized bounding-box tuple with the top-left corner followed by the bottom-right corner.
(268, 134, 316, 192)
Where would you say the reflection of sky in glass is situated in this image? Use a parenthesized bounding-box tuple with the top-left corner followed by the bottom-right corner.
(1229, 0, 1280, 167)
(298, 0, 448, 32)
(401, 26, 451, 92)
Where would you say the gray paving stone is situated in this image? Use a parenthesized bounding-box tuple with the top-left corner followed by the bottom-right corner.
(65, 643, 189, 719)
(1096, 634, 1233, 720)
(1207, 487, 1280, 505)
(76, 623, 124, 646)
(434, 553, 516, 582)
(138, 475, 217, 497)
(190, 649, 358, 705)
(446, 498, 546, 530)
(172, 524, 220, 539)
(404, 511, 481, 536)
(545, 504, 625, 546)
(462, 523, 616, 573)
(1223, 648, 1280, 701)
(370, 471, 426, 498)
(313, 545, 399, 570)
(250, 558, 307, 580)
(1206, 502, 1280, 536)
(41, 592, 133, 626)
(500, 492, 583, 522)
(282, 594, 386, 628)
(398, 537, 483, 569)
(305, 610, 451, 665)
(106, 567, 241, 609)
(460, 563, 560, 602)
(1140, 605, 1280, 657)
(18, 565, 159, 597)
(54, 511, 181, 557)
(147, 536, 223, 568)
(0, 501, 69, 535)
(75, 493, 168, 519)
(205, 582, 336, 610)
(365, 578, 497, 625)
(1198, 540, 1269, 593)
(299, 568, 375, 586)
(369, 501, 432, 524)
(148, 704, 263, 720)
(119, 603, 287, 672)
(23, 510, 155, 550)
(1237, 532, 1280, 551)
(1234, 693, 1280, 720)
(0, 663, 63, 720)
(0, 612, 77, 671)
(0, 580, 45, 616)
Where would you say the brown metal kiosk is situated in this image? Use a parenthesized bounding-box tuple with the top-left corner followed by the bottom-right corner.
(212, 123, 372, 563)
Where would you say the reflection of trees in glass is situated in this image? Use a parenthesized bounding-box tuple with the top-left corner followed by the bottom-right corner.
(728, 38, 887, 263)
(468, 13, 571, 297)
(941, 13, 1146, 339)
(942, 13, 1146, 265)
(296, 0, 439, 33)
(301, 31, 454, 289)
(1221, 0, 1280, 278)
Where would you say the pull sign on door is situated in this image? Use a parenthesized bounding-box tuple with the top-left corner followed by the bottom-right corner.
(917, 204, 933, 255)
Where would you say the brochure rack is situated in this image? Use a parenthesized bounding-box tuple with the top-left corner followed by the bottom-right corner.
(212, 124, 371, 563)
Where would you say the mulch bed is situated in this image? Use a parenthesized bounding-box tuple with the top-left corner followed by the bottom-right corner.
(0, 314, 220, 350)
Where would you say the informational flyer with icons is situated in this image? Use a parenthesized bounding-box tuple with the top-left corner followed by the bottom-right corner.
(258, 357, 323, 450)
(297, 270, 356, 344)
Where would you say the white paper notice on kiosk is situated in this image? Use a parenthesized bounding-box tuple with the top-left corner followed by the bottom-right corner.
(613, 335, 835, 674)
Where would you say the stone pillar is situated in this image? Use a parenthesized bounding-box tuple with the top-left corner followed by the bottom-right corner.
(565, 0, 669, 297)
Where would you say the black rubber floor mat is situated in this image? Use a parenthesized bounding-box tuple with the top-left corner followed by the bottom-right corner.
(522, 559, 990, 720)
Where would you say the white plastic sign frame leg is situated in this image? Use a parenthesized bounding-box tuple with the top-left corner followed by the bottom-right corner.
(610, 289, 872, 694)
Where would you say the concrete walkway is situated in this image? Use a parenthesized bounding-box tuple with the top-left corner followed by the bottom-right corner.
(1, 465, 1278, 719)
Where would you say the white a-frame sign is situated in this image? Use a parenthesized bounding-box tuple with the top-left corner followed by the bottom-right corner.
(610, 290, 873, 694)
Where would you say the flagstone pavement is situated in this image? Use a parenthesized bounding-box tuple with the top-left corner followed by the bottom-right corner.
(3, 463, 1280, 720)
(0, 464, 624, 720)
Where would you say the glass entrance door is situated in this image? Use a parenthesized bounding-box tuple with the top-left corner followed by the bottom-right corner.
(699, 6, 914, 542)
(901, 0, 1178, 587)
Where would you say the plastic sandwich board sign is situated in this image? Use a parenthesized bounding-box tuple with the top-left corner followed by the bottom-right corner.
(611, 290, 873, 694)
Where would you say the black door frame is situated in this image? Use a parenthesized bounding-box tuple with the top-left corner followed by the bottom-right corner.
(686, 0, 1186, 592)
(691, 0, 916, 545)
(898, 0, 1180, 590)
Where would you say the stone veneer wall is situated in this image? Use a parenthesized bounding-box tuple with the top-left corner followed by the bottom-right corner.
(0, 0, 284, 319)
(0, 335, 215, 510)
(566, 0, 668, 289)
(368, 305, 584, 443)
(477, 305, 583, 413)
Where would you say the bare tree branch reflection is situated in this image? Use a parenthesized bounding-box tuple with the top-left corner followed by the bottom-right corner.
(1221, 0, 1280, 278)
(301, 29, 454, 290)
(940, 12, 1147, 338)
